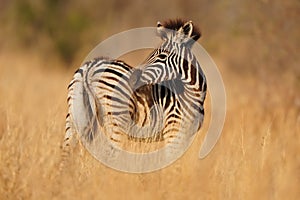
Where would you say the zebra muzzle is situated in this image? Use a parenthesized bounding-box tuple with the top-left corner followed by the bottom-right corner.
(129, 69, 146, 91)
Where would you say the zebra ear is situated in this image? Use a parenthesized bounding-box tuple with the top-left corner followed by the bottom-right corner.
(157, 21, 162, 27)
(180, 21, 200, 46)
(181, 21, 193, 37)
(157, 21, 168, 40)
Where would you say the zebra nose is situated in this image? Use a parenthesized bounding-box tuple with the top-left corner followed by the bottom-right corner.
(129, 69, 144, 90)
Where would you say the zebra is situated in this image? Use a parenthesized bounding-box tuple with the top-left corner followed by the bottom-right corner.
(129, 19, 207, 152)
(62, 19, 207, 171)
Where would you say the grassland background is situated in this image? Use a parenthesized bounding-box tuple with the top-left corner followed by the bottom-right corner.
(0, 0, 299, 199)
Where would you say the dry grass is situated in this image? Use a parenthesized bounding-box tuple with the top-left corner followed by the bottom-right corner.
(1, 1, 299, 199)
(1, 1, 300, 195)
(0, 45, 299, 200)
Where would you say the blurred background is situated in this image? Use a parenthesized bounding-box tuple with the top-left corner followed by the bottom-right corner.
(1, 0, 299, 73)
(0, 0, 299, 199)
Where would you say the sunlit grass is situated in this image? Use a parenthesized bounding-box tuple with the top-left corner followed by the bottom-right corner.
(0, 49, 299, 199)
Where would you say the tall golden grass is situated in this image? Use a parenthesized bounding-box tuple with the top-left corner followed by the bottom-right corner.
(0, 1, 299, 198)
(0, 44, 299, 199)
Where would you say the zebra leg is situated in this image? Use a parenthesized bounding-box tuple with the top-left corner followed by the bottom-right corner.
(59, 112, 78, 173)
(59, 66, 86, 173)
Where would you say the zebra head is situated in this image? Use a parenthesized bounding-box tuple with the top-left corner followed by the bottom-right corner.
(156, 19, 201, 47)
(130, 19, 202, 90)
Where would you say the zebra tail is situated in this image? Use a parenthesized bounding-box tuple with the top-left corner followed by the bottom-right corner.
(59, 65, 96, 173)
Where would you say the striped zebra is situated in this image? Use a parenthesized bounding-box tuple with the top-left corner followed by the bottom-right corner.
(130, 20, 207, 146)
(62, 19, 207, 171)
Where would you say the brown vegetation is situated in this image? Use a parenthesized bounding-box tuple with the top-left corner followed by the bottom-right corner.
(0, 0, 299, 199)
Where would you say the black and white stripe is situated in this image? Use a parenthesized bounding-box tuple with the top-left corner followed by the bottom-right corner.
(130, 19, 207, 146)
(64, 58, 136, 147)
(63, 19, 207, 158)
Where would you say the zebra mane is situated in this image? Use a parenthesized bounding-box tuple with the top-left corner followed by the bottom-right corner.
(161, 19, 201, 41)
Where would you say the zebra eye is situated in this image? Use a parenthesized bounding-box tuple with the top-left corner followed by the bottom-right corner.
(157, 54, 167, 60)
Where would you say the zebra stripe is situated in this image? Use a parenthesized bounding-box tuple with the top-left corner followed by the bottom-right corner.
(62, 19, 207, 168)
(131, 20, 207, 144)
